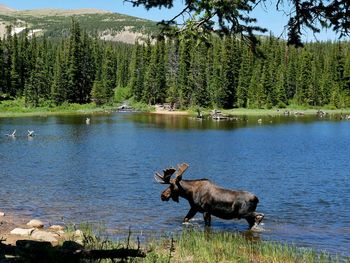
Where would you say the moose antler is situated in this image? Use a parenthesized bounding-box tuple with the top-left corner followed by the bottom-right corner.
(154, 167, 176, 184)
(175, 163, 189, 182)
(154, 163, 189, 184)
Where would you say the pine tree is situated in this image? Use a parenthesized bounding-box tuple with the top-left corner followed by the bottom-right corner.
(17, 29, 31, 97)
(24, 47, 48, 107)
(295, 49, 313, 105)
(208, 38, 222, 108)
(80, 31, 95, 103)
(274, 66, 287, 108)
(188, 41, 209, 107)
(38, 38, 53, 101)
(177, 36, 192, 107)
(155, 38, 166, 103)
(91, 76, 105, 105)
(236, 46, 253, 108)
(284, 46, 297, 103)
(143, 38, 166, 104)
(342, 46, 350, 106)
(319, 55, 333, 106)
(219, 37, 235, 108)
(116, 46, 130, 89)
(129, 43, 144, 101)
(247, 62, 263, 108)
(10, 33, 21, 97)
(101, 45, 116, 103)
(3, 26, 13, 96)
(66, 19, 84, 103)
(51, 44, 68, 105)
(165, 39, 179, 105)
(0, 38, 4, 94)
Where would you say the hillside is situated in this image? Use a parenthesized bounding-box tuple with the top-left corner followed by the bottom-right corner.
(0, 4, 159, 43)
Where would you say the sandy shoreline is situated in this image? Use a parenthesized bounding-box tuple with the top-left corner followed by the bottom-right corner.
(0, 211, 69, 246)
(0, 212, 32, 245)
(152, 109, 189, 115)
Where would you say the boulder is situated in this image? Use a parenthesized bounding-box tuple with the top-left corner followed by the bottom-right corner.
(74, 229, 83, 237)
(26, 219, 44, 228)
(56, 230, 65, 236)
(49, 225, 65, 231)
(10, 228, 35, 236)
(0, 211, 4, 217)
(31, 230, 58, 243)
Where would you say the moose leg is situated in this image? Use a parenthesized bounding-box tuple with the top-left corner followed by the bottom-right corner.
(203, 212, 211, 226)
(245, 215, 256, 229)
(184, 207, 197, 223)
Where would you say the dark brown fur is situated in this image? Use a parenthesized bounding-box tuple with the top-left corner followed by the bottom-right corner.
(160, 178, 264, 229)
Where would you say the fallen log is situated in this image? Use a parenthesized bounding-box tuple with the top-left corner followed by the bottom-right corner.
(0, 240, 146, 262)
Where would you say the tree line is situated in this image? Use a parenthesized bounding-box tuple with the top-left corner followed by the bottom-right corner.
(1, 19, 350, 109)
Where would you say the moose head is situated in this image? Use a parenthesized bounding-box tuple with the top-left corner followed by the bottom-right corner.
(154, 163, 189, 203)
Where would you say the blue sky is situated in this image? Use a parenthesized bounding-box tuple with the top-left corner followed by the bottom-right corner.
(0, 0, 344, 42)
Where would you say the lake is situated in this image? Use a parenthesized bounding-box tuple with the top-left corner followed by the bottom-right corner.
(0, 112, 349, 257)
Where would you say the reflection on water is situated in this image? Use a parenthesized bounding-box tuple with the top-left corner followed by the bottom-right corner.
(0, 112, 349, 257)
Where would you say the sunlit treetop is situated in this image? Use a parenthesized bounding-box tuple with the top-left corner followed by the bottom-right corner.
(125, 0, 350, 47)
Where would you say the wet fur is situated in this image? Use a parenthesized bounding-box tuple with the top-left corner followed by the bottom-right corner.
(161, 179, 263, 228)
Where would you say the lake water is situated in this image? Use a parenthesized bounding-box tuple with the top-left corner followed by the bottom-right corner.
(0, 112, 349, 257)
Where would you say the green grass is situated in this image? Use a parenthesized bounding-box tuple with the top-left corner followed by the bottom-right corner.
(2, 98, 350, 118)
(189, 107, 350, 117)
(64, 225, 348, 263)
(0, 98, 154, 117)
(143, 229, 344, 263)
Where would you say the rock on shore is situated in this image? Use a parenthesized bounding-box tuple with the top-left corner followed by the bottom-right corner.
(31, 230, 59, 242)
(1, 212, 84, 246)
(26, 219, 44, 228)
(10, 228, 35, 236)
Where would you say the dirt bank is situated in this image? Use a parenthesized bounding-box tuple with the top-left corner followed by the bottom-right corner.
(152, 105, 189, 115)
(0, 212, 31, 245)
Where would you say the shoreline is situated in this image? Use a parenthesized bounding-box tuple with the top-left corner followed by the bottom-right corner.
(1, 211, 348, 261)
(2, 106, 350, 118)
(0, 211, 33, 245)
(0, 210, 82, 246)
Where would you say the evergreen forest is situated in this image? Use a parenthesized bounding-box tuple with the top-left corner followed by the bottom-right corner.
(1, 19, 350, 110)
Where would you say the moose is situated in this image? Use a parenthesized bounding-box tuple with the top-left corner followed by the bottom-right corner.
(154, 163, 264, 229)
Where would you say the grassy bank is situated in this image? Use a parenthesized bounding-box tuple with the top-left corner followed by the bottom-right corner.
(189, 107, 350, 117)
(143, 230, 345, 263)
(73, 225, 347, 263)
(2, 98, 350, 118)
(0, 99, 153, 118)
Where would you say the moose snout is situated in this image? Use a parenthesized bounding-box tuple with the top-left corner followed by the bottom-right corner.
(161, 187, 172, 201)
(161, 193, 170, 201)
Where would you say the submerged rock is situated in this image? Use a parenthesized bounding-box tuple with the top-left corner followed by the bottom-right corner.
(10, 228, 35, 236)
(26, 219, 44, 228)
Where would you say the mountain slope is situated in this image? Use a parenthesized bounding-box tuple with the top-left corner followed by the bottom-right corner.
(0, 4, 159, 43)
